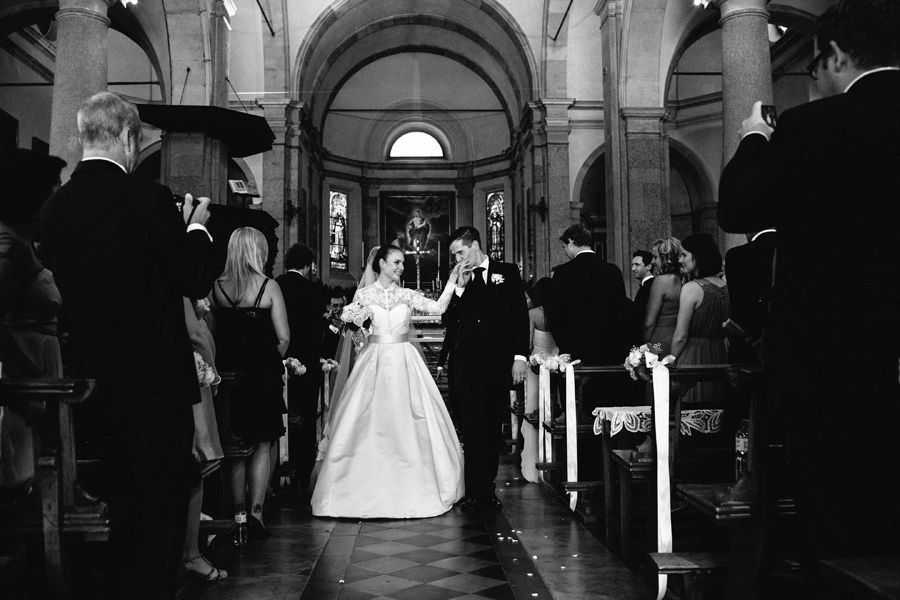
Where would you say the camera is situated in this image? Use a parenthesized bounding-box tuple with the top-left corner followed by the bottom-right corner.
(173, 193, 186, 211)
(761, 105, 777, 129)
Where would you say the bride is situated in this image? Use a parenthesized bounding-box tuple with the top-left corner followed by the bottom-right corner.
(311, 244, 465, 518)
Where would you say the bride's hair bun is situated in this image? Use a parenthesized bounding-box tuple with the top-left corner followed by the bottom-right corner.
(372, 244, 404, 273)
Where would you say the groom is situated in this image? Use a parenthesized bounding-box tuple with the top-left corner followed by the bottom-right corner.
(445, 226, 529, 512)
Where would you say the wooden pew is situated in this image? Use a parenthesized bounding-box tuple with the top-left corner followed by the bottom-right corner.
(0, 378, 96, 599)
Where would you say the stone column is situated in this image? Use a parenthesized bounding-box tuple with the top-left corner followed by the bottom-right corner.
(455, 164, 474, 232)
(361, 180, 380, 254)
(598, 0, 627, 269)
(621, 108, 670, 297)
(537, 98, 573, 275)
(258, 98, 292, 274)
(49, 0, 114, 180)
(718, 0, 773, 249)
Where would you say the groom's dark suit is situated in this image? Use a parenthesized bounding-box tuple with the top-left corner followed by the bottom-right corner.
(719, 70, 900, 563)
(43, 159, 215, 599)
(444, 260, 529, 502)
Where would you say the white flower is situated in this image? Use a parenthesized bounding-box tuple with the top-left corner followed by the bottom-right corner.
(320, 358, 340, 373)
(627, 348, 643, 367)
(283, 357, 307, 377)
(491, 273, 505, 284)
(194, 351, 216, 385)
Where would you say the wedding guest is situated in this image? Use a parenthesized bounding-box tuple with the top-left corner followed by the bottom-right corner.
(181, 297, 227, 581)
(723, 229, 776, 364)
(209, 227, 289, 540)
(42, 92, 216, 599)
(642, 237, 684, 356)
(0, 149, 65, 499)
(631, 250, 655, 341)
(275, 244, 323, 484)
(670, 233, 729, 403)
(522, 277, 557, 483)
(718, 0, 900, 588)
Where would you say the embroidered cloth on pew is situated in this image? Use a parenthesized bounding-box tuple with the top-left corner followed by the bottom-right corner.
(592, 406, 722, 437)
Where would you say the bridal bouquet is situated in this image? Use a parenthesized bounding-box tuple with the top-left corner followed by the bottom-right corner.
(623, 343, 664, 381)
(283, 357, 307, 377)
(340, 301, 373, 332)
(320, 358, 340, 373)
(528, 352, 580, 374)
(194, 351, 216, 386)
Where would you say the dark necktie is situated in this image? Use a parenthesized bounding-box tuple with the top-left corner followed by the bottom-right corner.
(472, 266, 486, 288)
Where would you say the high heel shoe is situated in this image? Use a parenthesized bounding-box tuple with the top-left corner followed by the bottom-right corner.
(247, 514, 269, 540)
(183, 556, 228, 581)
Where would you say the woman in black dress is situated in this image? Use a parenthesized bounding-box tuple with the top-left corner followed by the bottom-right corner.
(210, 227, 289, 537)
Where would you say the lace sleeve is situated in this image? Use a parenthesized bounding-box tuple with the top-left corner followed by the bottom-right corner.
(407, 284, 455, 315)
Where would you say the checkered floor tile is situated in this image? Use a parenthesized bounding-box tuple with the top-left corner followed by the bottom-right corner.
(302, 510, 551, 599)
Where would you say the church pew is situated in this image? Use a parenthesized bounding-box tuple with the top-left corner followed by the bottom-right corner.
(0, 378, 96, 599)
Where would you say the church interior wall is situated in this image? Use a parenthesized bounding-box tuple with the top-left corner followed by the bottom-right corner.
(0, 43, 53, 151)
(564, 0, 605, 102)
(228, 2, 266, 105)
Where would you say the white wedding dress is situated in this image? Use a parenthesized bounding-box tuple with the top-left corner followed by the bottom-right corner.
(311, 282, 465, 518)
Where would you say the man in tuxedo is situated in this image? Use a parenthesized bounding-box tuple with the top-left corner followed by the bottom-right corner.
(546, 225, 632, 413)
(718, 0, 900, 592)
(42, 92, 215, 599)
(723, 229, 775, 364)
(631, 250, 654, 343)
(275, 244, 324, 483)
(445, 227, 529, 512)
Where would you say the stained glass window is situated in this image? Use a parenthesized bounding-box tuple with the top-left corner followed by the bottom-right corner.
(486, 191, 504, 261)
(329, 190, 348, 272)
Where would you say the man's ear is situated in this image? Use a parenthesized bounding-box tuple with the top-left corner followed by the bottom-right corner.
(471, 240, 480, 252)
(829, 40, 851, 72)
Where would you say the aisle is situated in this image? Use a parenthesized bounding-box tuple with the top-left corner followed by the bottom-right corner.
(190, 459, 651, 600)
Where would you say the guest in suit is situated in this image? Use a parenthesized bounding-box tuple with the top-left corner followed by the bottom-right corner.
(546, 224, 632, 413)
(445, 226, 529, 512)
(631, 250, 654, 343)
(718, 0, 900, 591)
(275, 244, 323, 483)
(723, 229, 775, 364)
(42, 92, 215, 600)
(320, 287, 347, 361)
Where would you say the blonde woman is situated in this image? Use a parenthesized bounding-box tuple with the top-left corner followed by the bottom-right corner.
(209, 227, 289, 540)
(642, 237, 684, 356)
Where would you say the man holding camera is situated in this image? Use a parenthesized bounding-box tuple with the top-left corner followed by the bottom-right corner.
(718, 0, 900, 594)
(43, 92, 215, 599)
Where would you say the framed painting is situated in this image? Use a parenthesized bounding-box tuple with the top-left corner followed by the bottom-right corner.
(380, 192, 454, 288)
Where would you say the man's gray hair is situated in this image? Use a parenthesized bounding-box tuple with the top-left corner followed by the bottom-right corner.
(76, 92, 141, 148)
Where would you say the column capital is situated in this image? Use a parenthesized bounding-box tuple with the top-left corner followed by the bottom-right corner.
(717, 0, 770, 25)
(594, 0, 622, 20)
(534, 98, 574, 145)
(56, 0, 115, 25)
(621, 107, 668, 136)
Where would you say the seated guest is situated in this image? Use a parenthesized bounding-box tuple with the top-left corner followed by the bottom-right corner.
(0, 149, 66, 498)
(642, 237, 684, 355)
(670, 233, 729, 404)
(209, 227, 290, 540)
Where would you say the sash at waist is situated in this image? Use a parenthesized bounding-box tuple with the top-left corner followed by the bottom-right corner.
(368, 334, 409, 344)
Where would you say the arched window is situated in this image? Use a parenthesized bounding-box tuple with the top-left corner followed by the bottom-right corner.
(329, 191, 349, 272)
(389, 131, 444, 158)
(486, 192, 504, 261)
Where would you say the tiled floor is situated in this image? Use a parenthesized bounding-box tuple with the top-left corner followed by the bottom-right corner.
(192, 458, 652, 600)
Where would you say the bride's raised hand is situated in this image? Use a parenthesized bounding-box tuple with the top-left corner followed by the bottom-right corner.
(447, 261, 463, 286)
(456, 260, 473, 288)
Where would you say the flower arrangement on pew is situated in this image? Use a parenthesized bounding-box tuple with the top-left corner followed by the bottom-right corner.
(320, 358, 339, 373)
(340, 301, 374, 348)
(283, 357, 307, 377)
(527, 352, 581, 374)
(194, 351, 217, 386)
(623, 343, 665, 382)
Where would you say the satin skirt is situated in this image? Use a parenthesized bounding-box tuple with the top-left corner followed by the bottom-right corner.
(311, 341, 464, 519)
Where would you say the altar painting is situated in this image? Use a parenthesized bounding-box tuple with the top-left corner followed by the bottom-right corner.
(380, 193, 453, 288)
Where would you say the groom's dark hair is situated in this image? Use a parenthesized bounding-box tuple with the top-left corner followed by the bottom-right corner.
(449, 226, 481, 247)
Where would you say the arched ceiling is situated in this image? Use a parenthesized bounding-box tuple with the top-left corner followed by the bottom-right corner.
(293, 0, 537, 160)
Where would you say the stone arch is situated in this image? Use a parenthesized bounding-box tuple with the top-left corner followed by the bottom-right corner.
(668, 137, 716, 238)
